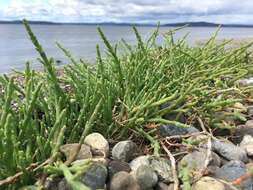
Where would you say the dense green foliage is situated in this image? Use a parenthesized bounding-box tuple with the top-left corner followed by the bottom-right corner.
(0, 21, 253, 189)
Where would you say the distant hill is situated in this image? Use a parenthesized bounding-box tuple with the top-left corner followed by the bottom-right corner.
(0, 20, 253, 27)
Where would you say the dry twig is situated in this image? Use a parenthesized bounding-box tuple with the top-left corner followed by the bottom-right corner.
(161, 142, 179, 190)
(0, 163, 39, 186)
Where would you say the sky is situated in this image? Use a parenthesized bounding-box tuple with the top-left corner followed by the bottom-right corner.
(0, 0, 253, 24)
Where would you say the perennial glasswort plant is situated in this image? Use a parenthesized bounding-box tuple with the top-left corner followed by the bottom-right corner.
(0, 20, 253, 189)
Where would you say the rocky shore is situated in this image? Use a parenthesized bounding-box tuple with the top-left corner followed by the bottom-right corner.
(44, 79, 253, 190)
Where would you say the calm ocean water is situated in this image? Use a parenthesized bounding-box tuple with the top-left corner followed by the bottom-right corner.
(0, 24, 253, 73)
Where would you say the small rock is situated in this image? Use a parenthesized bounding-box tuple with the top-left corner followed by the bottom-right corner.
(159, 124, 199, 137)
(60, 143, 92, 161)
(155, 182, 174, 190)
(130, 155, 150, 172)
(110, 171, 140, 190)
(238, 78, 253, 87)
(246, 120, 253, 127)
(135, 165, 158, 190)
(233, 125, 253, 144)
(58, 179, 71, 190)
(247, 106, 253, 116)
(214, 160, 252, 190)
(192, 177, 225, 190)
(112, 140, 138, 162)
(84, 133, 109, 157)
(149, 157, 173, 183)
(108, 160, 131, 180)
(80, 163, 107, 190)
(178, 150, 220, 180)
(130, 156, 173, 183)
(44, 177, 62, 190)
(240, 135, 253, 156)
(212, 139, 248, 163)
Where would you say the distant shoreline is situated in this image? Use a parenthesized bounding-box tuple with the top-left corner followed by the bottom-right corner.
(1, 20, 253, 28)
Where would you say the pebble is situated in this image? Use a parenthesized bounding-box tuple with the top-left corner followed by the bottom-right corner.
(240, 135, 253, 156)
(130, 156, 173, 183)
(149, 156, 173, 183)
(178, 149, 221, 180)
(192, 177, 225, 190)
(246, 120, 253, 127)
(84, 133, 109, 157)
(44, 177, 62, 190)
(238, 78, 253, 87)
(58, 179, 71, 190)
(155, 182, 174, 190)
(107, 160, 131, 180)
(135, 165, 158, 190)
(60, 143, 92, 161)
(247, 106, 253, 117)
(79, 163, 108, 190)
(214, 160, 252, 190)
(110, 171, 140, 190)
(158, 124, 199, 137)
(212, 139, 248, 163)
(112, 140, 138, 162)
(233, 125, 253, 144)
(130, 155, 150, 172)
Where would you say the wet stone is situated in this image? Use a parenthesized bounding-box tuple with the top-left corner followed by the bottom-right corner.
(212, 139, 248, 163)
(158, 124, 199, 137)
(79, 163, 108, 190)
(214, 160, 253, 190)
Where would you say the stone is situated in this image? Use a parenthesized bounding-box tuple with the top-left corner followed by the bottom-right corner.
(110, 171, 140, 190)
(240, 135, 253, 156)
(214, 160, 252, 190)
(247, 106, 253, 117)
(130, 156, 173, 183)
(60, 143, 92, 161)
(212, 139, 248, 163)
(44, 177, 62, 190)
(192, 177, 225, 190)
(155, 182, 174, 190)
(149, 157, 173, 183)
(130, 155, 150, 172)
(233, 125, 253, 144)
(112, 140, 138, 162)
(178, 149, 221, 181)
(58, 179, 71, 190)
(79, 163, 107, 190)
(135, 165, 158, 190)
(107, 160, 131, 180)
(159, 124, 199, 137)
(238, 78, 253, 87)
(84, 133, 109, 157)
(246, 120, 253, 127)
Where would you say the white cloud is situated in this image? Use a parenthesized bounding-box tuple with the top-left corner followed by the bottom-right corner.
(1, 0, 253, 24)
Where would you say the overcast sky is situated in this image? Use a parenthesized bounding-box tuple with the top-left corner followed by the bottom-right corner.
(0, 0, 253, 24)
